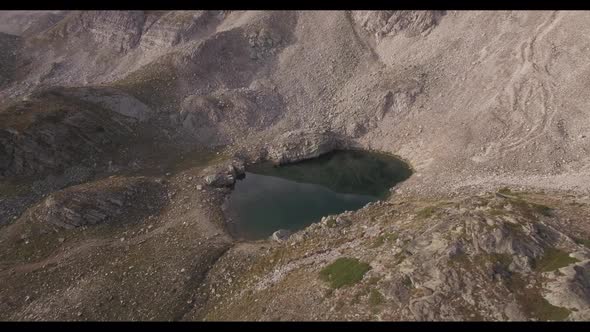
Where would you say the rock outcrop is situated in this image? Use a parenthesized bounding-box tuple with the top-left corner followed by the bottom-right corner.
(27, 175, 165, 229)
(271, 229, 291, 242)
(194, 190, 590, 321)
(0, 90, 136, 178)
(203, 159, 246, 188)
(352, 11, 446, 38)
(266, 129, 340, 165)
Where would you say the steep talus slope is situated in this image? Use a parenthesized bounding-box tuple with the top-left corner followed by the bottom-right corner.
(3, 10, 587, 194)
(355, 11, 590, 194)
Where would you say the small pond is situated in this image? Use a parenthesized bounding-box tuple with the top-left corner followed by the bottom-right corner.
(223, 150, 412, 240)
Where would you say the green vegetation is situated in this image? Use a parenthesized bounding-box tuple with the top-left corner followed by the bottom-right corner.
(416, 206, 437, 219)
(503, 195, 553, 218)
(415, 201, 455, 220)
(491, 253, 513, 269)
(370, 232, 398, 248)
(494, 188, 553, 217)
(368, 288, 385, 307)
(523, 293, 571, 321)
(530, 202, 553, 217)
(497, 187, 528, 199)
(319, 257, 371, 289)
(449, 252, 470, 266)
(533, 248, 579, 272)
(506, 275, 571, 321)
(489, 208, 507, 216)
(326, 218, 337, 228)
(392, 251, 408, 266)
(366, 275, 381, 285)
(401, 275, 413, 288)
(574, 238, 590, 249)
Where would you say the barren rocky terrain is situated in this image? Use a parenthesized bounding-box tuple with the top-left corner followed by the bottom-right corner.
(1, 10, 590, 321)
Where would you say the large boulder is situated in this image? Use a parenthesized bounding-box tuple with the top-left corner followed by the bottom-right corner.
(272, 229, 291, 242)
(266, 129, 339, 165)
(203, 159, 246, 188)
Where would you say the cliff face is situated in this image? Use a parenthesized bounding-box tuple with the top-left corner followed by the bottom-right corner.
(1, 11, 590, 321)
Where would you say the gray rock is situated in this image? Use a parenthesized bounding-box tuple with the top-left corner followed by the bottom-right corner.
(0, 92, 134, 178)
(27, 176, 164, 229)
(204, 173, 235, 187)
(203, 159, 246, 187)
(335, 216, 352, 227)
(266, 129, 340, 165)
(272, 229, 292, 242)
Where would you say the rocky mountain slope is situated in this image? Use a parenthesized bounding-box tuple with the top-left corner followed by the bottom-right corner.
(1, 10, 590, 321)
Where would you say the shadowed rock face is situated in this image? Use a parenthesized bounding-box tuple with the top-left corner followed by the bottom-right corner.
(352, 11, 446, 38)
(0, 33, 20, 89)
(28, 176, 166, 229)
(0, 90, 136, 178)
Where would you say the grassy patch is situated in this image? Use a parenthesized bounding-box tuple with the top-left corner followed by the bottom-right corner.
(415, 201, 455, 220)
(401, 276, 413, 288)
(489, 208, 507, 216)
(416, 206, 437, 219)
(470, 253, 513, 271)
(491, 253, 513, 269)
(370, 232, 397, 248)
(366, 275, 381, 285)
(319, 257, 371, 289)
(533, 248, 579, 272)
(522, 293, 571, 321)
(392, 251, 408, 266)
(574, 238, 590, 249)
(497, 187, 531, 199)
(326, 218, 337, 228)
(449, 252, 470, 267)
(530, 202, 552, 217)
(368, 288, 385, 307)
(506, 275, 571, 321)
(507, 196, 553, 218)
(503, 220, 524, 235)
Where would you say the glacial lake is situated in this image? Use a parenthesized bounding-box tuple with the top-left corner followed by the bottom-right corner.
(223, 150, 412, 240)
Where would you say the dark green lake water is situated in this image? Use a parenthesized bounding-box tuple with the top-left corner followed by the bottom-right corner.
(224, 150, 412, 240)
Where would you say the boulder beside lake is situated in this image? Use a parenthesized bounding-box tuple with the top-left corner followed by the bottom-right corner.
(272, 229, 292, 242)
